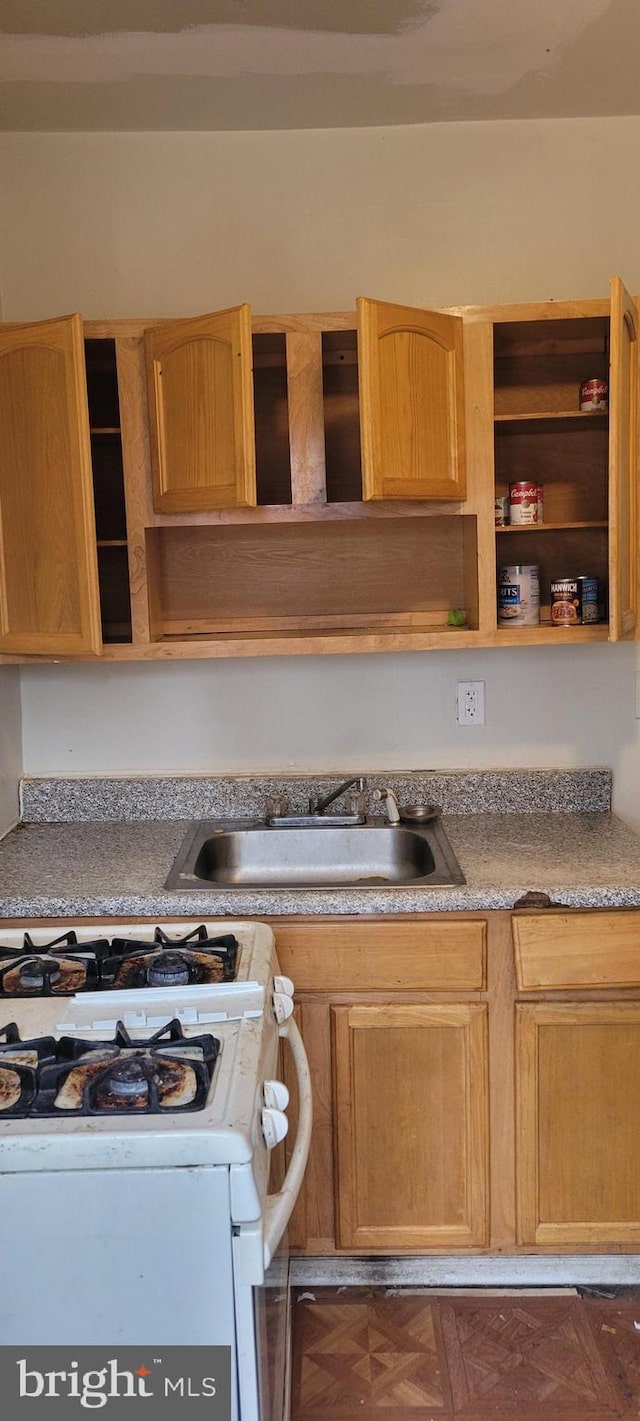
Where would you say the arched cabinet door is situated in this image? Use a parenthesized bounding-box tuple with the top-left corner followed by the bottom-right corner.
(608, 275, 638, 640)
(145, 304, 256, 513)
(0, 314, 101, 656)
(357, 297, 466, 501)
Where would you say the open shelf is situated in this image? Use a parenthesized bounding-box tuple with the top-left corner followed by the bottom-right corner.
(497, 522, 608, 533)
(495, 411, 608, 429)
(493, 313, 611, 636)
(145, 515, 479, 640)
(85, 339, 132, 644)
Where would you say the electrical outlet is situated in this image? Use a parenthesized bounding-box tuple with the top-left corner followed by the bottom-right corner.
(456, 680, 486, 725)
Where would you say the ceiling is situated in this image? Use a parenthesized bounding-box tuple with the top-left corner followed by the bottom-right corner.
(0, 0, 637, 131)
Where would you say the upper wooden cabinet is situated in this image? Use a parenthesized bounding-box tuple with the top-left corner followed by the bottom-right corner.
(145, 305, 257, 513)
(608, 275, 638, 639)
(0, 315, 102, 656)
(357, 297, 467, 501)
(0, 281, 637, 663)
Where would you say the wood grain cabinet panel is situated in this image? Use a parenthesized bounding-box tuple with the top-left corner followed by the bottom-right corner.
(145, 305, 256, 513)
(357, 297, 466, 501)
(513, 911, 640, 990)
(608, 275, 638, 639)
(0, 314, 102, 655)
(333, 1002, 489, 1250)
(274, 919, 486, 993)
(516, 1002, 640, 1245)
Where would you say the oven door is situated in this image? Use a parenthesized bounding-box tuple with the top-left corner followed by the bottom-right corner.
(233, 1016, 311, 1421)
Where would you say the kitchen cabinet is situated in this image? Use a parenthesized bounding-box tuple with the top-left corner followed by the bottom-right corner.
(276, 917, 490, 1256)
(516, 1002, 640, 1246)
(276, 908, 640, 1257)
(0, 278, 637, 661)
(0, 315, 102, 655)
(145, 305, 257, 513)
(332, 1001, 488, 1250)
(513, 909, 640, 1246)
(488, 276, 638, 643)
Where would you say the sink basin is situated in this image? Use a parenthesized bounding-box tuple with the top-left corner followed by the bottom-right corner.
(165, 818, 465, 890)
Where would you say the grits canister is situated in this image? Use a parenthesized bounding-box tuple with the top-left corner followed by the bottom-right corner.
(498, 565, 540, 626)
(509, 481, 538, 524)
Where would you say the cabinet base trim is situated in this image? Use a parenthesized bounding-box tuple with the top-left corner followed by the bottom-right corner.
(291, 1255, 640, 1287)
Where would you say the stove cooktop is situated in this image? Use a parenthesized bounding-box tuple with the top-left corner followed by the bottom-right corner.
(0, 927, 239, 998)
(0, 1019, 220, 1116)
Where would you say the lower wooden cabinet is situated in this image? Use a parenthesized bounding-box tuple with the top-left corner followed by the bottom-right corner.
(516, 1002, 640, 1245)
(332, 1002, 489, 1250)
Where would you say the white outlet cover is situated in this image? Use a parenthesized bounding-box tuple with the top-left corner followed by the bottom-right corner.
(456, 680, 486, 725)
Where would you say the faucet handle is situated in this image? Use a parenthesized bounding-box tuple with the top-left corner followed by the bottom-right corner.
(344, 788, 367, 816)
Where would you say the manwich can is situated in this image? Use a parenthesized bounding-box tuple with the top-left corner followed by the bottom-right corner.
(550, 576, 599, 626)
(498, 565, 540, 626)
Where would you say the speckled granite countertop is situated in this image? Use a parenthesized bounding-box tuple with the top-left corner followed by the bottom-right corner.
(2, 769, 640, 918)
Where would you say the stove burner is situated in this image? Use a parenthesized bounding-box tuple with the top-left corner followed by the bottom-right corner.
(100, 1058, 150, 1102)
(0, 928, 239, 996)
(19, 957, 61, 989)
(0, 1020, 221, 1117)
(146, 951, 191, 988)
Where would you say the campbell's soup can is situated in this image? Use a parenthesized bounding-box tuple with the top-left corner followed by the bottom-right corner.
(550, 576, 599, 626)
(498, 565, 540, 626)
(580, 378, 608, 411)
(509, 481, 538, 524)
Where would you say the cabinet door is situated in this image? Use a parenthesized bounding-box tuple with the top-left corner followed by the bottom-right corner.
(357, 297, 466, 501)
(608, 276, 638, 639)
(333, 1003, 488, 1250)
(145, 305, 256, 513)
(517, 1003, 640, 1245)
(0, 314, 101, 656)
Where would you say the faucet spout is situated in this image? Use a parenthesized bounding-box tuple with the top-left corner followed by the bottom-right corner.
(309, 777, 366, 816)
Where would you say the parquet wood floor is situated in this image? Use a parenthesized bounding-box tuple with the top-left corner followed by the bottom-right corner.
(291, 1288, 640, 1420)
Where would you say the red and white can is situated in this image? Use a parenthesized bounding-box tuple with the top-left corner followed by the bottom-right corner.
(509, 481, 538, 524)
(580, 378, 608, 411)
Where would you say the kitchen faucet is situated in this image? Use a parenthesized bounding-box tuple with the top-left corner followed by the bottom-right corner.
(309, 776, 366, 816)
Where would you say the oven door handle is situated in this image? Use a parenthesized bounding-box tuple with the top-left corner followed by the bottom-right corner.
(263, 1016, 313, 1269)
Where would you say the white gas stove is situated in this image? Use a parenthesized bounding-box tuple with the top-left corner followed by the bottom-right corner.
(0, 920, 312, 1421)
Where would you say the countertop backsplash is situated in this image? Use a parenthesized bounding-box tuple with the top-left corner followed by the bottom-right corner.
(20, 767, 612, 822)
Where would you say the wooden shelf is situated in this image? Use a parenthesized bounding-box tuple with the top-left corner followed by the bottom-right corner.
(495, 410, 608, 428)
(97, 539, 128, 548)
(496, 521, 608, 533)
(90, 426, 121, 435)
(495, 623, 609, 645)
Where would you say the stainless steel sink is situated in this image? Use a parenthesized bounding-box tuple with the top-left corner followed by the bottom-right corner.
(165, 818, 465, 890)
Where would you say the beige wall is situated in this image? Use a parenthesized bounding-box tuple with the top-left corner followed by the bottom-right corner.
(1, 118, 639, 825)
(0, 668, 22, 836)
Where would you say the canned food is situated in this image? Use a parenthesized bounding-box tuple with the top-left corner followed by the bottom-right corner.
(509, 482, 538, 524)
(580, 378, 608, 412)
(550, 576, 599, 626)
(577, 575, 599, 623)
(536, 485, 544, 523)
(498, 565, 540, 626)
(494, 496, 509, 527)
